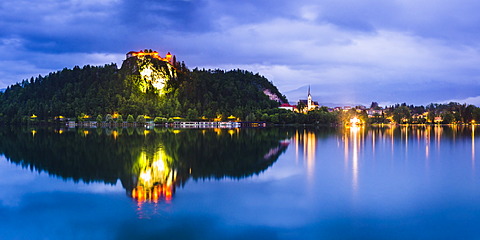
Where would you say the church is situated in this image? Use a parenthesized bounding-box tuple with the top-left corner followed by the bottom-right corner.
(297, 86, 319, 112)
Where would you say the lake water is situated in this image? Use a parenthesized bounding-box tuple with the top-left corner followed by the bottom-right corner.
(0, 125, 479, 239)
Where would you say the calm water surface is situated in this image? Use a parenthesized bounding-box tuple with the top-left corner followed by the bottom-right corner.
(0, 126, 479, 239)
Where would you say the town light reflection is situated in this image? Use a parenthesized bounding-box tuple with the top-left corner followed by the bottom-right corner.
(340, 125, 478, 194)
(293, 129, 317, 184)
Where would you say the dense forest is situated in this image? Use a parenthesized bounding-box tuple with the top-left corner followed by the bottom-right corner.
(0, 55, 286, 123)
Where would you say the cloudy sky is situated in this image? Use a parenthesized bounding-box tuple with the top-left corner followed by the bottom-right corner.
(1, 0, 480, 106)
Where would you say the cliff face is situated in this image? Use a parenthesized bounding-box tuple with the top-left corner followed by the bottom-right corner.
(120, 56, 177, 95)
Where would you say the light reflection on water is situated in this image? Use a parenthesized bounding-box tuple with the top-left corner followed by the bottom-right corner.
(291, 125, 479, 203)
(0, 125, 480, 239)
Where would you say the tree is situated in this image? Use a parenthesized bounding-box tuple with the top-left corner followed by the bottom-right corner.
(370, 102, 380, 110)
(96, 114, 103, 123)
(154, 117, 163, 124)
(136, 115, 146, 124)
(105, 114, 113, 123)
(186, 108, 199, 121)
(297, 101, 306, 113)
(116, 115, 123, 123)
(127, 114, 134, 123)
(392, 106, 411, 124)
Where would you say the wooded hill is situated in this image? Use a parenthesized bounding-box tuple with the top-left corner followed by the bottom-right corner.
(0, 54, 287, 123)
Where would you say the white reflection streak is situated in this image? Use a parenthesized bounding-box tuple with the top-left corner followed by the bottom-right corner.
(472, 125, 475, 170)
(372, 131, 375, 156)
(351, 126, 359, 192)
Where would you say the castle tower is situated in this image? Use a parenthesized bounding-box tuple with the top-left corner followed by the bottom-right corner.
(165, 52, 172, 63)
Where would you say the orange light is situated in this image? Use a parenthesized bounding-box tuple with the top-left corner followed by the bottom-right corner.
(132, 189, 137, 198)
(130, 51, 173, 63)
(112, 130, 118, 140)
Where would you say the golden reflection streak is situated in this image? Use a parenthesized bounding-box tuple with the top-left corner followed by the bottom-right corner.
(344, 129, 349, 169)
(425, 126, 431, 169)
(306, 131, 316, 182)
(435, 125, 442, 151)
(404, 125, 408, 155)
(295, 130, 299, 164)
(292, 129, 316, 184)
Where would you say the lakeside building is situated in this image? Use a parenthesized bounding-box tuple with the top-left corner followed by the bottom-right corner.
(366, 109, 384, 118)
(278, 103, 297, 111)
(297, 86, 319, 112)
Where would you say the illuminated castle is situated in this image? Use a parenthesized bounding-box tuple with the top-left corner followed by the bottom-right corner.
(126, 49, 175, 65)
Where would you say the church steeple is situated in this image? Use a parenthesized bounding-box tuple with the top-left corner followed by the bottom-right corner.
(307, 85, 312, 110)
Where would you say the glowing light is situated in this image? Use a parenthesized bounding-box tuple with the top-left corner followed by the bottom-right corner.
(31, 130, 37, 137)
(153, 160, 165, 172)
(140, 169, 152, 183)
(128, 51, 173, 63)
(214, 115, 222, 122)
(350, 117, 361, 126)
(30, 114, 37, 118)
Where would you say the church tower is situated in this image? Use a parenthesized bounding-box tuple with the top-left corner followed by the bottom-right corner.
(307, 86, 312, 110)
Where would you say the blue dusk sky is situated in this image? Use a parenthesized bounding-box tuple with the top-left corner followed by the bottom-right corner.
(1, 0, 480, 106)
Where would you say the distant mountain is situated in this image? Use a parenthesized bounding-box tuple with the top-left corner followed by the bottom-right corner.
(0, 88, 5, 93)
(0, 50, 287, 122)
